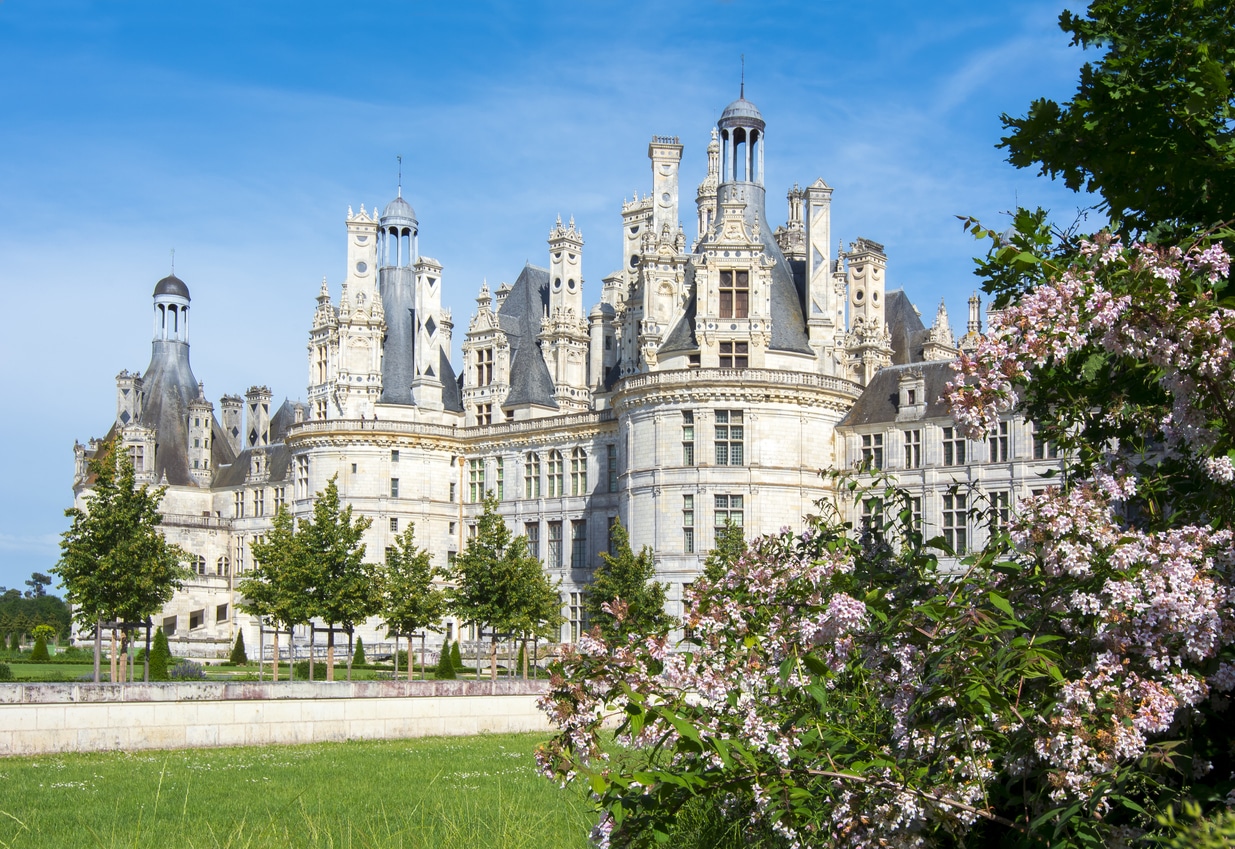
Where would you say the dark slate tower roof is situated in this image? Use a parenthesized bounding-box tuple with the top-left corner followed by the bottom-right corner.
(153, 274, 190, 299)
(885, 289, 930, 365)
(838, 360, 958, 427)
(498, 263, 558, 409)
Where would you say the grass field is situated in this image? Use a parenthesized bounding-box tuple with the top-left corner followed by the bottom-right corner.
(0, 733, 594, 849)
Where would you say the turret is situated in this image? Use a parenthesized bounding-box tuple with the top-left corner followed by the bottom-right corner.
(220, 394, 243, 454)
(245, 385, 272, 449)
(187, 389, 214, 485)
(116, 369, 144, 427)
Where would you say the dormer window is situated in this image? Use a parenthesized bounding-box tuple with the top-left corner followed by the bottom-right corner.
(476, 348, 494, 386)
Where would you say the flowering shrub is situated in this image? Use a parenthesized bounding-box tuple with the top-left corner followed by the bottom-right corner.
(539, 227, 1235, 847)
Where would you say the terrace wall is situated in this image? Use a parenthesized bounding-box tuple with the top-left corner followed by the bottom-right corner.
(0, 680, 552, 756)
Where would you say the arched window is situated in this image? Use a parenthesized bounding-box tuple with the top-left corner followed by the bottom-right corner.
(217, 555, 230, 576)
(548, 450, 565, 497)
(570, 448, 588, 496)
(524, 452, 541, 499)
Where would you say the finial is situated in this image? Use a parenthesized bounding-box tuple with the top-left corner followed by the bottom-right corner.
(740, 54, 745, 98)
(397, 154, 403, 198)
(170, 248, 175, 274)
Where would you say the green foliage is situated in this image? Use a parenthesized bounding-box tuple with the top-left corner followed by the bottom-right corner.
(148, 626, 171, 680)
(449, 495, 562, 668)
(584, 520, 672, 643)
(299, 477, 378, 677)
(240, 505, 311, 634)
(229, 630, 247, 665)
(9, 631, 19, 652)
(29, 635, 49, 662)
(54, 443, 188, 631)
(450, 639, 462, 670)
(702, 519, 748, 584)
(1001, 0, 1235, 237)
(1160, 802, 1235, 849)
(435, 640, 457, 679)
(0, 663, 11, 681)
(352, 636, 366, 667)
(516, 642, 525, 677)
(293, 659, 328, 680)
(381, 523, 447, 646)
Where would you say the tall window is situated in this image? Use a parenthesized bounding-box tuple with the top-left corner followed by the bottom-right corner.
(524, 452, 541, 498)
(988, 421, 1010, 463)
(391, 450, 399, 463)
(129, 445, 144, 473)
(571, 520, 587, 568)
(683, 494, 695, 554)
(942, 427, 967, 466)
(253, 489, 265, 517)
(682, 411, 696, 466)
(548, 450, 565, 497)
(607, 445, 619, 493)
(570, 448, 588, 496)
(719, 270, 750, 318)
(233, 491, 245, 518)
(860, 434, 884, 469)
(468, 458, 484, 503)
(390, 478, 400, 498)
(194, 555, 207, 576)
(295, 456, 309, 499)
(216, 555, 230, 577)
(908, 496, 923, 536)
(719, 341, 748, 368)
(943, 493, 968, 554)
(273, 486, 285, 512)
(904, 429, 922, 469)
(525, 522, 540, 560)
(568, 591, 584, 643)
(715, 410, 744, 465)
(1031, 424, 1060, 459)
(714, 494, 744, 539)
(548, 521, 563, 568)
(496, 457, 505, 500)
(476, 347, 494, 386)
(991, 491, 1011, 528)
(477, 403, 493, 426)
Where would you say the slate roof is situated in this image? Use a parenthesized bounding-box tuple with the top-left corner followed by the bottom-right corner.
(211, 399, 301, 488)
(837, 360, 958, 427)
(498, 264, 559, 410)
(139, 340, 203, 486)
(153, 274, 190, 299)
(440, 348, 464, 412)
(884, 289, 930, 365)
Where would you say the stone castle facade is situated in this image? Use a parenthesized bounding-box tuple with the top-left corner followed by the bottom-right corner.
(73, 95, 1064, 657)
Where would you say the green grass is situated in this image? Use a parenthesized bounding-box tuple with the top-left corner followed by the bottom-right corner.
(0, 733, 594, 849)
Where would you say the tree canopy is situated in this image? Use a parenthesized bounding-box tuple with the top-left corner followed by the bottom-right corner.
(583, 520, 671, 643)
(1001, 0, 1235, 237)
(55, 443, 188, 632)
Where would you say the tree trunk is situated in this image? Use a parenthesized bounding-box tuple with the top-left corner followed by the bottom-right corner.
(489, 636, 498, 682)
(93, 619, 101, 683)
(345, 629, 353, 682)
(327, 627, 335, 682)
(272, 627, 280, 682)
(143, 622, 151, 683)
(419, 636, 426, 682)
(393, 634, 399, 680)
(117, 631, 128, 684)
(522, 637, 529, 680)
(109, 628, 118, 683)
(309, 625, 315, 681)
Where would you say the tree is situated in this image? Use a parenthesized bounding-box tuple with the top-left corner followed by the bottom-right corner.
(701, 519, 747, 584)
(298, 476, 377, 682)
(352, 635, 366, 667)
(435, 639, 457, 679)
(55, 443, 188, 683)
(450, 639, 462, 671)
(450, 495, 561, 680)
(149, 626, 170, 681)
(1001, 0, 1235, 237)
(584, 521, 671, 644)
(24, 572, 51, 599)
(29, 633, 49, 662)
(381, 523, 447, 681)
(240, 505, 311, 682)
(229, 631, 248, 665)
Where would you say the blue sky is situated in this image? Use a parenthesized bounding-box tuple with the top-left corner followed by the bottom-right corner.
(0, 0, 1098, 591)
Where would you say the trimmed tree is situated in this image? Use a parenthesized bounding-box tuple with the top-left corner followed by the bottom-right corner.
(149, 626, 170, 680)
(55, 443, 188, 683)
(352, 636, 366, 667)
(381, 523, 447, 681)
(584, 520, 671, 644)
(450, 639, 462, 671)
(229, 631, 248, 665)
(29, 634, 49, 662)
(435, 639, 457, 679)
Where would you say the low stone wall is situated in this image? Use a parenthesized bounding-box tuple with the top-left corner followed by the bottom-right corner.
(0, 680, 552, 756)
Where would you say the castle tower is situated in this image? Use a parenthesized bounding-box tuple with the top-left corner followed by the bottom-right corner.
(379, 192, 419, 406)
(959, 292, 983, 353)
(845, 239, 893, 385)
(542, 218, 590, 412)
(804, 179, 843, 370)
(649, 136, 683, 243)
(115, 370, 143, 428)
(922, 299, 959, 362)
(774, 184, 806, 261)
(220, 394, 244, 454)
(411, 255, 446, 410)
(321, 204, 384, 419)
(695, 128, 720, 242)
(245, 385, 272, 449)
(187, 391, 214, 485)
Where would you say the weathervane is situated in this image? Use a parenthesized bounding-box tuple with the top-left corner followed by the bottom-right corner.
(397, 154, 403, 198)
(740, 54, 745, 98)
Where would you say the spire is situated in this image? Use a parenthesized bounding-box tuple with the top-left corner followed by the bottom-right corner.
(397, 154, 403, 198)
(740, 53, 745, 99)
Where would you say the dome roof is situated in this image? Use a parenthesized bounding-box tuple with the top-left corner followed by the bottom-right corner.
(719, 96, 765, 127)
(381, 193, 418, 223)
(153, 274, 190, 300)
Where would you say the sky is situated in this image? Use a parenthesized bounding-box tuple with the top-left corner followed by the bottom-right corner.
(0, 0, 1100, 592)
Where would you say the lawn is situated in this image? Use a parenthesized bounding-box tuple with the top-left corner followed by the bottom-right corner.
(0, 733, 594, 849)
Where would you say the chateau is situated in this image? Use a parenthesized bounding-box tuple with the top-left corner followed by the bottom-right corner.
(72, 95, 1063, 657)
